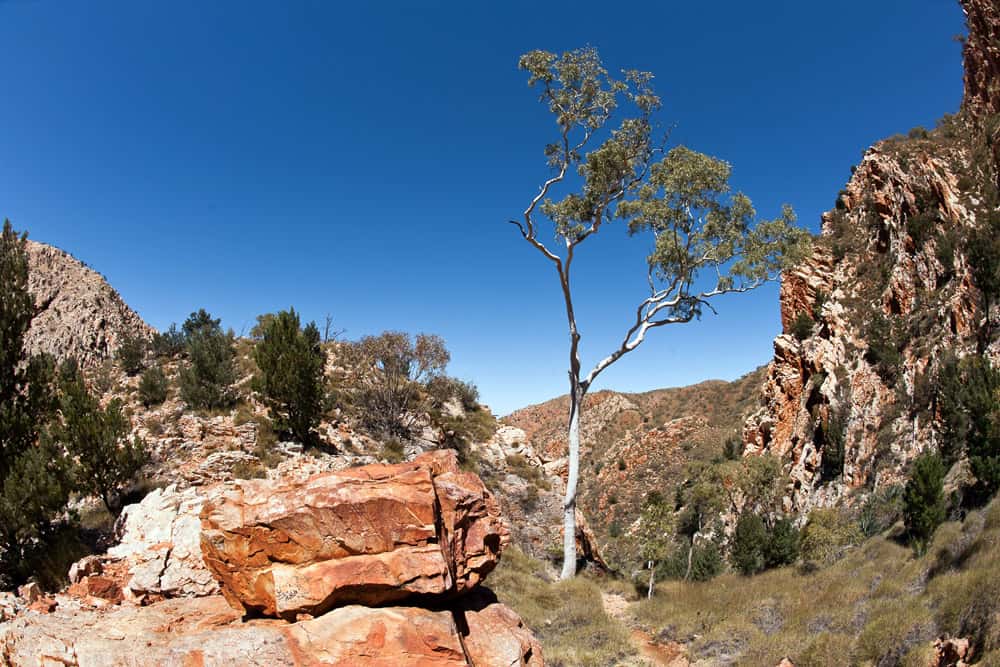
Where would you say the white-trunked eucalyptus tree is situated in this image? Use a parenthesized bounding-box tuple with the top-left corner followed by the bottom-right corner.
(509, 47, 811, 579)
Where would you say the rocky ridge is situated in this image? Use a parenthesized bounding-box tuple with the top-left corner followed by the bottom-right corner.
(25, 240, 154, 367)
(742, 0, 1000, 513)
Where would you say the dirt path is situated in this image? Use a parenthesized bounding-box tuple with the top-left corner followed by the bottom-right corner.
(599, 592, 687, 667)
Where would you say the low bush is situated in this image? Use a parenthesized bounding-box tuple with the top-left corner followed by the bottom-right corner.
(791, 311, 814, 341)
(799, 508, 862, 569)
(115, 334, 146, 375)
(903, 452, 947, 554)
(138, 366, 169, 407)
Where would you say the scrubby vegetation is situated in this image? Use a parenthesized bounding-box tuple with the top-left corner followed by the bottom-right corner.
(251, 308, 326, 445)
(632, 496, 1000, 665)
(490, 548, 636, 667)
(178, 309, 238, 410)
(138, 365, 169, 406)
(0, 220, 148, 586)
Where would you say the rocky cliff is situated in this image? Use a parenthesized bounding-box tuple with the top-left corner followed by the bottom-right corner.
(25, 240, 154, 366)
(742, 0, 1000, 513)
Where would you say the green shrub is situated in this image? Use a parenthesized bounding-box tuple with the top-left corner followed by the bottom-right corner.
(0, 220, 71, 585)
(426, 375, 480, 411)
(864, 314, 903, 385)
(791, 311, 814, 341)
(967, 212, 1000, 307)
(115, 333, 146, 375)
(731, 512, 768, 575)
(903, 452, 947, 554)
(765, 518, 801, 568)
(800, 508, 862, 569)
(55, 366, 148, 516)
(905, 210, 937, 249)
(251, 308, 326, 445)
(819, 406, 847, 482)
(937, 353, 1000, 502)
(858, 485, 904, 537)
(151, 324, 185, 358)
(345, 331, 449, 437)
(137, 366, 169, 407)
(178, 309, 237, 410)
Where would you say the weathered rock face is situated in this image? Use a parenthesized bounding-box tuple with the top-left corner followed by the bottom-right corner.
(106, 484, 219, 599)
(962, 0, 1000, 121)
(742, 0, 1000, 513)
(0, 592, 542, 667)
(25, 240, 154, 366)
(200, 449, 508, 619)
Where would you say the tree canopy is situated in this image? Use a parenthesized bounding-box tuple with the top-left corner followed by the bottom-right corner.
(510, 47, 810, 578)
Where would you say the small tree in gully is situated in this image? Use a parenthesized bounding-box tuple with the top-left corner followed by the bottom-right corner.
(509, 48, 810, 578)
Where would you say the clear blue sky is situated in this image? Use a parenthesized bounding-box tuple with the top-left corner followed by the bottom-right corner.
(1, 1, 965, 415)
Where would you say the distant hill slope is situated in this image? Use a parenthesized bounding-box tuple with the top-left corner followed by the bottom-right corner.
(503, 368, 767, 567)
(26, 240, 154, 366)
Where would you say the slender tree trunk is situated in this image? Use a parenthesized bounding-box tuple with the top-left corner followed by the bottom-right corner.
(684, 541, 694, 581)
(561, 380, 583, 580)
(647, 560, 656, 599)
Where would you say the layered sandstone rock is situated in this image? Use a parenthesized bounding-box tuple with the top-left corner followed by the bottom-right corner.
(200, 449, 508, 619)
(24, 240, 154, 366)
(0, 593, 542, 667)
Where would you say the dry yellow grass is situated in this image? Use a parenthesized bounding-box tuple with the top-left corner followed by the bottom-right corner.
(489, 548, 636, 667)
(629, 496, 1000, 666)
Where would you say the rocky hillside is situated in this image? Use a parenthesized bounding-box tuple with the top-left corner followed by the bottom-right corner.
(503, 370, 766, 567)
(741, 0, 1000, 514)
(25, 240, 153, 367)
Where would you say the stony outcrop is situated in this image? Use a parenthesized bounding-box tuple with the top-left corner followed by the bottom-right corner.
(106, 484, 219, 599)
(742, 0, 1000, 513)
(962, 0, 1000, 121)
(200, 449, 507, 619)
(0, 453, 541, 666)
(25, 240, 154, 366)
(0, 593, 542, 666)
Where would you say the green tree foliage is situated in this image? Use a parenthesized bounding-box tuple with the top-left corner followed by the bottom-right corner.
(764, 517, 801, 568)
(151, 324, 185, 358)
(511, 47, 811, 578)
(731, 512, 768, 575)
(178, 309, 237, 410)
(966, 209, 1000, 313)
(115, 333, 146, 376)
(730, 513, 799, 576)
(903, 451, 947, 553)
(345, 332, 449, 437)
(0, 220, 69, 580)
(819, 404, 847, 482)
(56, 361, 147, 515)
(426, 375, 480, 412)
(864, 313, 903, 385)
(800, 508, 862, 569)
(138, 365, 169, 407)
(791, 311, 814, 341)
(937, 353, 1000, 502)
(251, 308, 326, 445)
(636, 494, 675, 597)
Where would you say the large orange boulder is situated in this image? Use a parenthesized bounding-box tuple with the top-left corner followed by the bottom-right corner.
(200, 450, 509, 619)
(0, 593, 542, 666)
